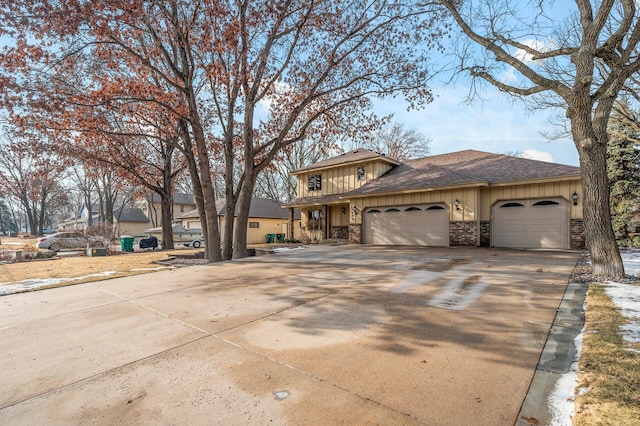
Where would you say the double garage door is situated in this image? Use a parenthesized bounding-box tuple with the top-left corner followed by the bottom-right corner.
(362, 198, 569, 249)
(492, 198, 569, 249)
(363, 204, 449, 246)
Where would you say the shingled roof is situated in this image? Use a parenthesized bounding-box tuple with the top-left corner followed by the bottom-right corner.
(178, 198, 301, 220)
(346, 150, 580, 197)
(292, 148, 401, 173)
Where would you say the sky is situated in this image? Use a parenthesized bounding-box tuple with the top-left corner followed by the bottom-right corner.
(374, 82, 580, 167)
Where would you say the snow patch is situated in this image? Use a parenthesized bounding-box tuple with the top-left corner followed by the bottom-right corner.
(0, 271, 118, 295)
(547, 250, 640, 424)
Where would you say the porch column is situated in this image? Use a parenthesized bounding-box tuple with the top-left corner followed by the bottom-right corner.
(288, 207, 294, 239)
(322, 205, 328, 240)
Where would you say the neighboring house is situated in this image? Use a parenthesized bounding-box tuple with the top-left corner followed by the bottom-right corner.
(58, 206, 151, 237)
(283, 149, 585, 250)
(177, 197, 302, 244)
(112, 207, 152, 237)
(138, 193, 196, 228)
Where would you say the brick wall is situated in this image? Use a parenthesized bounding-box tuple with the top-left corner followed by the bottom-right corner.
(349, 223, 362, 244)
(449, 221, 477, 246)
(330, 225, 349, 239)
(570, 219, 585, 249)
(480, 221, 491, 247)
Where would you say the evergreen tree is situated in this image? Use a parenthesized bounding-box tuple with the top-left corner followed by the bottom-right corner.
(607, 121, 640, 247)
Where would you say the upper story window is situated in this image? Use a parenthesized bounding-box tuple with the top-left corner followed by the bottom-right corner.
(308, 174, 322, 191)
(357, 166, 365, 181)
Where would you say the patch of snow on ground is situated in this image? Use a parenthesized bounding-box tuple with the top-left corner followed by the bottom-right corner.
(547, 327, 584, 426)
(604, 282, 640, 344)
(272, 246, 305, 253)
(547, 250, 640, 425)
(0, 271, 118, 296)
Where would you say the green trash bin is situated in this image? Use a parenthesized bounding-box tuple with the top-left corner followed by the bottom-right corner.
(266, 234, 276, 243)
(276, 233, 285, 242)
(120, 235, 135, 252)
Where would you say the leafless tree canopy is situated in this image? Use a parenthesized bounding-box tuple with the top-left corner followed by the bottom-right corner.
(440, 0, 640, 278)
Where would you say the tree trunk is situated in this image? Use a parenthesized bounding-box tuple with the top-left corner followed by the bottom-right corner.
(232, 171, 256, 259)
(573, 122, 625, 278)
(160, 193, 174, 250)
(187, 98, 222, 262)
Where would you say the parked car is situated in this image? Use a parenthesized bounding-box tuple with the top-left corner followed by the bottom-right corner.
(36, 232, 104, 251)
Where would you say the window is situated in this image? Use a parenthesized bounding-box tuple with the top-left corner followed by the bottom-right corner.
(180, 205, 184, 212)
(500, 202, 524, 208)
(385, 208, 400, 212)
(426, 205, 445, 210)
(405, 207, 421, 211)
(367, 209, 381, 214)
(249, 222, 259, 228)
(308, 174, 322, 191)
(357, 166, 365, 181)
(533, 200, 560, 206)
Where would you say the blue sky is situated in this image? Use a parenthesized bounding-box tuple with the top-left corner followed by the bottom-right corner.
(374, 85, 579, 167)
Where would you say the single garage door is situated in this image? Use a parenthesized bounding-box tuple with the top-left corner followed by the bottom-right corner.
(492, 198, 569, 249)
(363, 204, 449, 246)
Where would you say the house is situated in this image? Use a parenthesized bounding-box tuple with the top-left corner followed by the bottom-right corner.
(58, 205, 151, 237)
(138, 193, 196, 228)
(283, 149, 585, 250)
(177, 197, 302, 244)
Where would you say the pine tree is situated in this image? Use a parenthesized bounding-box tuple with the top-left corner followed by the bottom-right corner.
(607, 122, 640, 247)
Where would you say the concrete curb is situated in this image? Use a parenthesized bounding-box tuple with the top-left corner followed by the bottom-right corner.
(516, 281, 589, 425)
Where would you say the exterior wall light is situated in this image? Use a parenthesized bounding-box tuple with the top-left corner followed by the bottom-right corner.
(454, 199, 460, 210)
(342, 207, 346, 214)
(352, 206, 358, 215)
(572, 192, 579, 206)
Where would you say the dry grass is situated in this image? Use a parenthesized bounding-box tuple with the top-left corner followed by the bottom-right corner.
(1, 237, 200, 291)
(575, 284, 640, 425)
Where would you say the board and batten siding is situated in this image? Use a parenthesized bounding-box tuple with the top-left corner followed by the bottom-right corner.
(351, 187, 479, 224)
(296, 160, 394, 198)
(479, 180, 582, 221)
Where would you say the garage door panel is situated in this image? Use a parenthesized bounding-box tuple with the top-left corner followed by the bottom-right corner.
(492, 198, 568, 249)
(363, 204, 449, 246)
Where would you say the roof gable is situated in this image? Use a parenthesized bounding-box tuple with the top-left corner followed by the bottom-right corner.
(292, 148, 401, 174)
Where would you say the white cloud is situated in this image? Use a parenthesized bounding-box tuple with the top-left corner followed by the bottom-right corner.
(523, 149, 554, 162)
(514, 39, 554, 64)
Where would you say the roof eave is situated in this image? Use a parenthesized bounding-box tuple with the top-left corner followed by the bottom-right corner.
(291, 156, 402, 175)
(488, 174, 581, 187)
(343, 181, 489, 199)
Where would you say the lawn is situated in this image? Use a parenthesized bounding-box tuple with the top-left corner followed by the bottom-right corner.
(0, 236, 194, 293)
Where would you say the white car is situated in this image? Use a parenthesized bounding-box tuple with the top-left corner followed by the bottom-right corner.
(36, 232, 104, 251)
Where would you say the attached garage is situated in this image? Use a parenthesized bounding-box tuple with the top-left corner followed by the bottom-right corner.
(492, 198, 569, 249)
(363, 204, 449, 246)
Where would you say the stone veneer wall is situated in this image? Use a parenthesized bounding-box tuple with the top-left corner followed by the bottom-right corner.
(480, 221, 491, 247)
(330, 225, 349, 239)
(570, 219, 586, 249)
(349, 223, 362, 244)
(449, 221, 477, 246)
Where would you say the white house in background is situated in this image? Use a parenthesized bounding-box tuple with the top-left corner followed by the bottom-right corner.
(177, 197, 302, 244)
(57, 205, 151, 237)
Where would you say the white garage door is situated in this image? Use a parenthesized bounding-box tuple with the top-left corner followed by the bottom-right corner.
(492, 198, 569, 249)
(363, 204, 449, 246)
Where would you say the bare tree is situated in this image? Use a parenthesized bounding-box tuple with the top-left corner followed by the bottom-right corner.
(344, 121, 431, 161)
(439, 0, 640, 278)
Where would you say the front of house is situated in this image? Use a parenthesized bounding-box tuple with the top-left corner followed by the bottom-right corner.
(284, 149, 585, 250)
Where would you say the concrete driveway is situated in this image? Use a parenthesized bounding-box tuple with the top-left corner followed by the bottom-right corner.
(0, 245, 580, 425)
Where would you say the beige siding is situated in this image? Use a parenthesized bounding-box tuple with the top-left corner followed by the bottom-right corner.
(479, 180, 582, 221)
(219, 217, 301, 245)
(296, 160, 394, 199)
(350, 188, 479, 224)
(116, 222, 151, 237)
